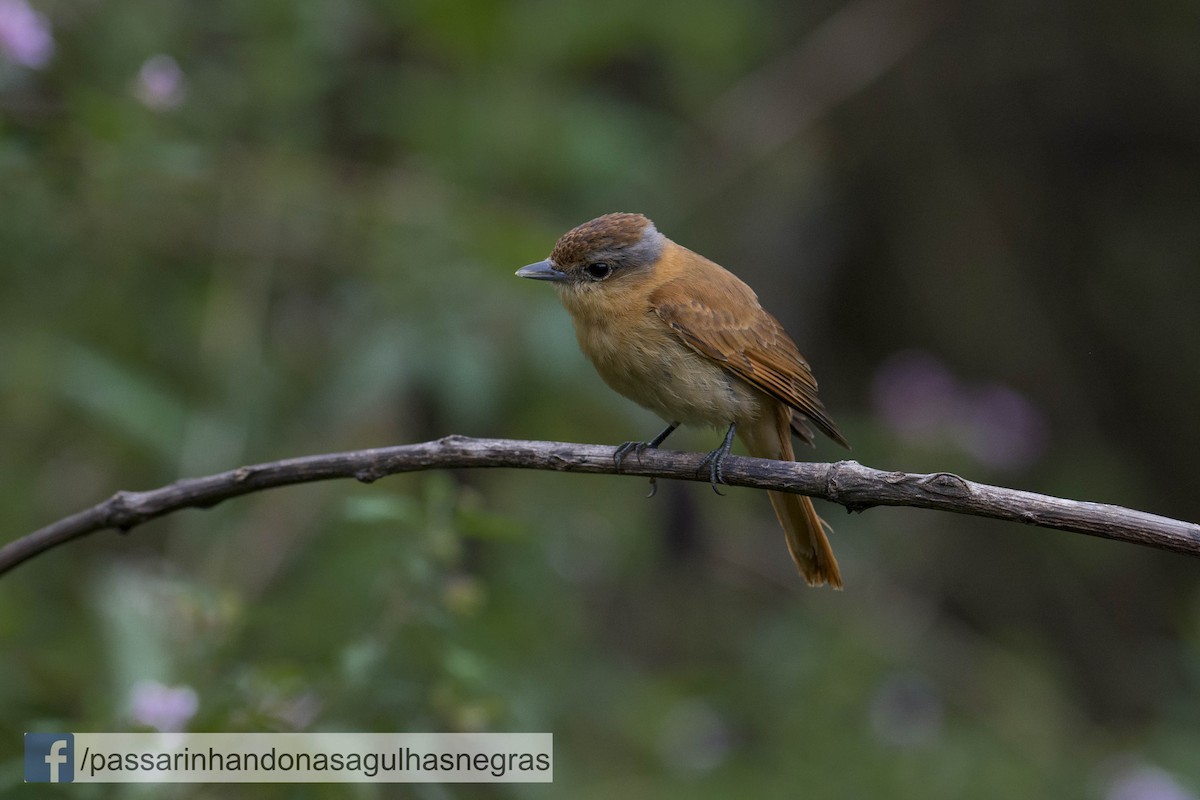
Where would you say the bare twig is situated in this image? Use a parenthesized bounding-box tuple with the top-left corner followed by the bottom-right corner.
(4, 435, 1197, 577)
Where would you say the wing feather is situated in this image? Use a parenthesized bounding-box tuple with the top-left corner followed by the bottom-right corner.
(651, 271, 849, 449)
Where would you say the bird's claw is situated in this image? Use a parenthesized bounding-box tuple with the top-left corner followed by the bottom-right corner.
(696, 449, 727, 495)
(616, 446, 659, 498)
(696, 423, 736, 496)
(615, 423, 679, 498)
(613, 440, 651, 471)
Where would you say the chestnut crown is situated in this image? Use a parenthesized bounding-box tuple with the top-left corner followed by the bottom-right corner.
(548, 213, 666, 282)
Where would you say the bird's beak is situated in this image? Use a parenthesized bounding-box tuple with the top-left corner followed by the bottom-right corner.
(516, 259, 569, 282)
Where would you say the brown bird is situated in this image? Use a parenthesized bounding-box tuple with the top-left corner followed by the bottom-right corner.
(517, 213, 850, 588)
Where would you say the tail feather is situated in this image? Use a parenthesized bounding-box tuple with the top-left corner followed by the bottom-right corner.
(769, 489, 843, 589)
(742, 411, 843, 589)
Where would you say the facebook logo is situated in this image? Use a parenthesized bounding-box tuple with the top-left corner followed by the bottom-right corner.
(24, 733, 74, 783)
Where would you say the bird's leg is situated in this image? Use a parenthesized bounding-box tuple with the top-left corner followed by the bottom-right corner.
(696, 423, 737, 496)
(614, 422, 679, 499)
(613, 422, 679, 471)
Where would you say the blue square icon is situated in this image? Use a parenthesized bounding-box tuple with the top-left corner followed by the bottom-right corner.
(24, 733, 75, 783)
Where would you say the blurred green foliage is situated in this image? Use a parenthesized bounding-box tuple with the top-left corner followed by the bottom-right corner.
(3, 0, 1200, 797)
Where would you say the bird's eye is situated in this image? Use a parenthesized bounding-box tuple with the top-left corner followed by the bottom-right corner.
(585, 261, 613, 281)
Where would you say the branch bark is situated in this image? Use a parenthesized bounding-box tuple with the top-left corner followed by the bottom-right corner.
(4, 435, 1198, 577)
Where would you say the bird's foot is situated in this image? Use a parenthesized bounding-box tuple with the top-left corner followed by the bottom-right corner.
(612, 422, 680, 472)
(613, 440, 653, 471)
(614, 444, 665, 497)
(696, 423, 737, 496)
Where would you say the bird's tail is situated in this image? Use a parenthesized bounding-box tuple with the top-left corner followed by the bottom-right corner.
(741, 411, 843, 589)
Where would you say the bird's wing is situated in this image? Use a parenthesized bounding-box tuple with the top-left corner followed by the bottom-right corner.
(650, 271, 849, 449)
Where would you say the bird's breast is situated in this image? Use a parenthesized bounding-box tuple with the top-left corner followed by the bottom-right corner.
(567, 301, 765, 428)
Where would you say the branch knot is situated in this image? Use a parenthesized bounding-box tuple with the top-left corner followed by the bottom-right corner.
(104, 491, 140, 532)
(922, 472, 970, 497)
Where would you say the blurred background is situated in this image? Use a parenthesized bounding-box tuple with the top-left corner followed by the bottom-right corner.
(3, 0, 1199, 797)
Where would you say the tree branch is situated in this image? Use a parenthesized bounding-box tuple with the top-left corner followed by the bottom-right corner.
(4, 435, 1198, 577)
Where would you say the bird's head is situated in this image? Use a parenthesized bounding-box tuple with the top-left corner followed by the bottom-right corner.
(516, 213, 666, 304)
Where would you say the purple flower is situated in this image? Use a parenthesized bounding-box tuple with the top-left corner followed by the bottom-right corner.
(871, 350, 1048, 469)
(1106, 762, 1197, 800)
(0, 0, 54, 68)
(871, 351, 962, 441)
(129, 680, 199, 732)
(134, 54, 187, 110)
(960, 383, 1048, 470)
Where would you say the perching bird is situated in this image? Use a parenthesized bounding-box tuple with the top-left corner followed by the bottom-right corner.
(516, 213, 849, 588)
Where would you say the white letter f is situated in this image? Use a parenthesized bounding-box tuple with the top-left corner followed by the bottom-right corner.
(45, 739, 69, 783)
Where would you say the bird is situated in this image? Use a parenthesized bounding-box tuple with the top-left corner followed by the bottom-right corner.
(516, 212, 850, 588)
